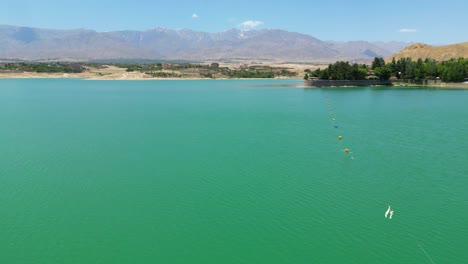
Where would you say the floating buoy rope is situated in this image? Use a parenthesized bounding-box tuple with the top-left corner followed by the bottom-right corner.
(323, 92, 439, 263)
(324, 93, 352, 158)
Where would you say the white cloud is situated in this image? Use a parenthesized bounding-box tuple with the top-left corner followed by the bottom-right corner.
(192, 13, 199, 19)
(398, 28, 417, 33)
(240, 20, 264, 28)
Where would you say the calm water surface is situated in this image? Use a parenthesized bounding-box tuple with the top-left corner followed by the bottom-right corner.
(1, 79, 467, 263)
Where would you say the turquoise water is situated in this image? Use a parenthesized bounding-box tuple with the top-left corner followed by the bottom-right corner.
(1, 79, 467, 263)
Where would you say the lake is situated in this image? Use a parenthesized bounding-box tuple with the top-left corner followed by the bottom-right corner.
(1, 79, 467, 263)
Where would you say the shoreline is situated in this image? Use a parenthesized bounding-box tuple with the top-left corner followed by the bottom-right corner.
(391, 82, 468, 89)
(1, 73, 466, 89)
(0, 63, 313, 81)
(0, 63, 327, 81)
(0, 74, 303, 81)
(303, 79, 468, 89)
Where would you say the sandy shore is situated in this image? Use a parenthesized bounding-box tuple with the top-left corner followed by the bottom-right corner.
(2, 65, 466, 90)
(0, 63, 326, 80)
(0, 66, 159, 80)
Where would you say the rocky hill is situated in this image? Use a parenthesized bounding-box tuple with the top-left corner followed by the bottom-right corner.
(386, 42, 468, 62)
(0, 25, 410, 63)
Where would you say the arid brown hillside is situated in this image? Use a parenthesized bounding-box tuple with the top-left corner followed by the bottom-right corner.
(386, 42, 468, 62)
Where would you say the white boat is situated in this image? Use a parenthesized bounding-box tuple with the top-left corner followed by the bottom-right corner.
(385, 206, 391, 218)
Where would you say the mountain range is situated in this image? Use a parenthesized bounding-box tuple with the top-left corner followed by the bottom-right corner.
(0, 25, 411, 63)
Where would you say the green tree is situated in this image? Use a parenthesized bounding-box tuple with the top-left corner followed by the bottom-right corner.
(426, 58, 438, 79)
(404, 58, 415, 79)
(319, 68, 330, 80)
(396, 58, 407, 78)
(351, 64, 367, 80)
(317, 61, 368, 80)
(390, 57, 398, 75)
(371, 57, 385, 70)
(374, 65, 392, 80)
(442, 58, 466, 82)
(414, 58, 427, 81)
(311, 68, 321, 77)
(304, 73, 309, 80)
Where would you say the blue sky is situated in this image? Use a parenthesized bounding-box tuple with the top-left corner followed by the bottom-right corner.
(1, 0, 467, 44)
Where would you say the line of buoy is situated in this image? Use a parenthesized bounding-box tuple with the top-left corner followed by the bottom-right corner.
(326, 93, 435, 262)
(326, 95, 351, 155)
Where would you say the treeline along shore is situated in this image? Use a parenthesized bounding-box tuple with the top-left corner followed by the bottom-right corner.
(0, 61, 299, 80)
(304, 57, 468, 87)
(1, 58, 466, 86)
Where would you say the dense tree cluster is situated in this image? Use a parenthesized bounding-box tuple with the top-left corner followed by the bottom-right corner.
(308, 57, 468, 82)
(119, 63, 296, 79)
(226, 70, 275, 78)
(117, 63, 163, 72)
(147, 71, 181, 78)
(1, 62, 84, 73)
(386, 57, 468, 82)
(308, 62, 369, 80)
(438, 58, 468, 82)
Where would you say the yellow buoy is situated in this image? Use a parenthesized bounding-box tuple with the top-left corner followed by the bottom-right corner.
(338, 136, 343, 140)
(344, 148, 350, 153)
